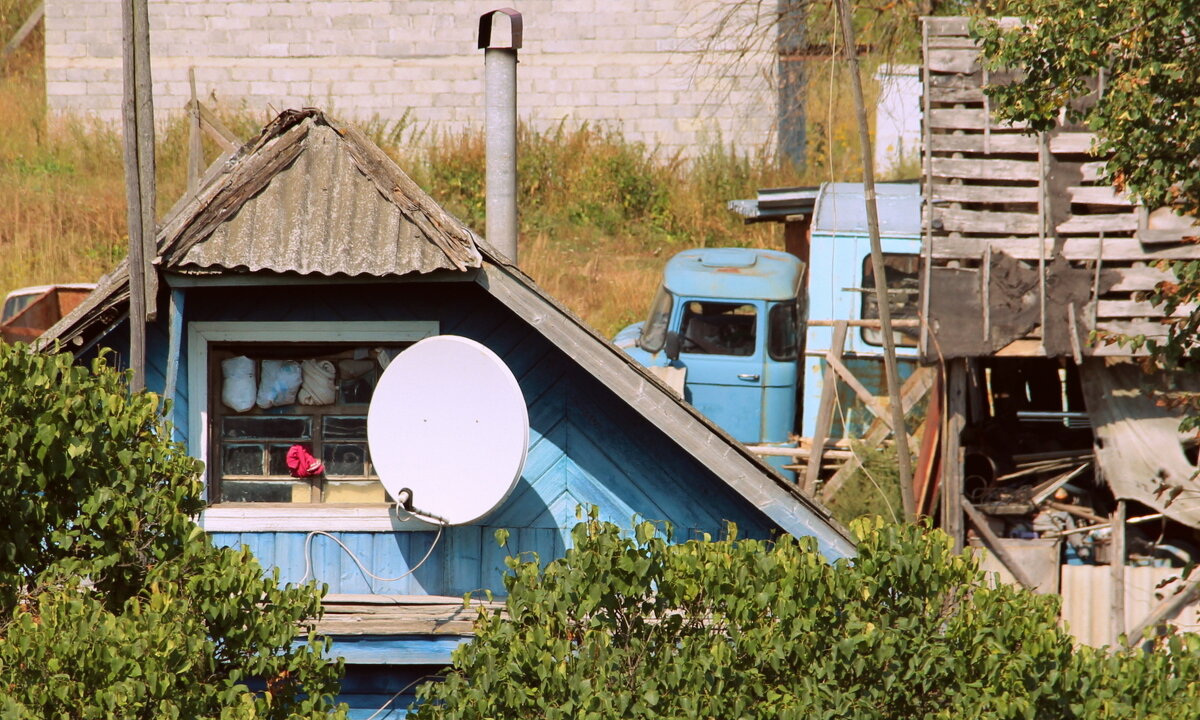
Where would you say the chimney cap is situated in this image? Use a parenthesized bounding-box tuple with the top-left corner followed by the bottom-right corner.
(478, 8, 523, 50)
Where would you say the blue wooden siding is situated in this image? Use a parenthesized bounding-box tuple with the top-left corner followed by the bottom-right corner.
(148, 282, 780, 597)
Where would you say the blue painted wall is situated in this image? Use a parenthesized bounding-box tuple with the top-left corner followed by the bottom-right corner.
(146, 281, 781, 597)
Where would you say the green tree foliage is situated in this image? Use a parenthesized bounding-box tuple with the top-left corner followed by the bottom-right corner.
(973, 3, 1200, 418)
(413, 512, 1200, 720)
(0, 344, 345, 719)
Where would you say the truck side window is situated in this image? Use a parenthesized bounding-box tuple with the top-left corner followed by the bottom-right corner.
(638, 287, 674, 352)
(861, 253, 920, 347)
(680, 301, 757, 356)
(768, 301, 800, 361)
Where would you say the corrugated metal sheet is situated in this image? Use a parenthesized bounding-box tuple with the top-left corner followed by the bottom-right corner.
(173, 123, 467, 277)
(1060, 564, 1200, 647)
(813, 182, 922, 237)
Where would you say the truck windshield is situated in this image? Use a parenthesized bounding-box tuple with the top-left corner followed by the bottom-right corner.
(638, 287, 674, 352)
(768, 300, 800, 361)
(680, 301, 757, 356)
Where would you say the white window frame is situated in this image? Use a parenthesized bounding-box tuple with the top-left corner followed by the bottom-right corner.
(189, 321, 439, 531)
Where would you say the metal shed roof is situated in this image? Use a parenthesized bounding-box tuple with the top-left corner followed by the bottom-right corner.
(813, 182, 922, 238)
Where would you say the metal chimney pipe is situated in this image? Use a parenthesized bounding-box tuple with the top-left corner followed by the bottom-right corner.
(479, 9, 522, 264)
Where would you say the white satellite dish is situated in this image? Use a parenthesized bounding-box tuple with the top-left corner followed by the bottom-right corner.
(367, 335, 528, 525)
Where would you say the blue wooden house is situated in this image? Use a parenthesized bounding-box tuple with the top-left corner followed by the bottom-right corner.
(40, 109, 852, 717)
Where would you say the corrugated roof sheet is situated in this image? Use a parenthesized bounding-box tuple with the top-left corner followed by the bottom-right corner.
(813, 182, 922, 237)
(172, 122, 465, 277)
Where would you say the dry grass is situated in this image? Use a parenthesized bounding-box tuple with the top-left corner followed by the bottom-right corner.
(1, 6, 877, 336)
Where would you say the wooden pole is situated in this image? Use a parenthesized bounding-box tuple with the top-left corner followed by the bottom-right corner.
(804, 321, 848, 494)
(188, 68, 203, 196)
(834, 0, 915, 520)
(941, 359, 967, 551)
(121, 0, 146, 392)
(961, 498, 1038, 591)
(1, 1, 43, 60)
(1111, 499, 1126, 645)
(121, 0, 158, 392)
(133, 0, 158, 320)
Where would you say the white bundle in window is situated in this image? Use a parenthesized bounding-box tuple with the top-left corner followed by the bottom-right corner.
(256, 359, 302, 409)
(298, 359, 336, 406)
(221, 355, 256, 412)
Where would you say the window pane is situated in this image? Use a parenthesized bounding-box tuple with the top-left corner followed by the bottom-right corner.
(324, 480, 387, 503)
(323, 443, 369, 477)
(324, 416, 368, 439)
(222, 480, 306, 503)
(768, 301, 800, 361)
(861, 253, 920, 348)
(222, 415, 311, 440)
(680, 301, 757, 356)
(339, 375, 376, 404)
(268, 444, 295, 476)
(223, 444, 265, 475)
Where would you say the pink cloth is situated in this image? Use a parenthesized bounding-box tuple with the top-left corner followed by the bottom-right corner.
(286, 445, 324, 478)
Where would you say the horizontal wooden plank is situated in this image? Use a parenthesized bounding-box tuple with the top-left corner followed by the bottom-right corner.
(929, 132, 1039, 155)
(1079, 161, 1107, 182)
(1106, 265, 1175, 292)
(1140, 229, 1200, 245)
(1094, 319, 1171, 339)
(1056, 213, 1139, 234)
(1096, 299, 1195, 318)
(924, 16, 1022, 38)
(1049, 132, 1098, 155)
(924, 17, 971, 37)
(927, 36, 982, 50)
(932, 156, 1040, 181)
(929, 108, 1030, 131)
(931, 236, 1200, 262)
(927, 48, 980, 74)
(1066, 186, 1131, 206)
(931, 182, 1040, 204)
(928, 85, 986, 103)
(937, 207, 1041, 234)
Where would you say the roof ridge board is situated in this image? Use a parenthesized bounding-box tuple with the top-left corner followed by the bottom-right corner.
(159, 120, 312, 267)
(332, 120, 482, 271)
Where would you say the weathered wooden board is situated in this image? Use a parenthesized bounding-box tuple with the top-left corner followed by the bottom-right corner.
(929, 108, 1029, 131)
(1056, 213, 1139, 234)
(1105, 265, 1175, 292)
(932, 237, 1200, 262)
(1049, 132, 1099, 155)
(927, 48, 980, 74)
(1066, 185, 1131, 206)
(1140, 229, 1200, 244)
(928, 132, 1040, 155)
(938, 207, 1041, 234)
(931, 182, 1039, 204)
(931, 156, 1040, 181)
(1096, 299, 1196, 318)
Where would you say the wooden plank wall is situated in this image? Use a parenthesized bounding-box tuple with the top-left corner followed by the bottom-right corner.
(922, 17, 1200, 359)
(186, 282, 778, 596)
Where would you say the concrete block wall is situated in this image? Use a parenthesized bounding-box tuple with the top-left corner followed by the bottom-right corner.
(44, 0, 778, 157)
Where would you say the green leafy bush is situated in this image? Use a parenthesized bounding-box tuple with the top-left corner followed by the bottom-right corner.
(414, 512, 1200, 720)
(0, 344, 344, 719)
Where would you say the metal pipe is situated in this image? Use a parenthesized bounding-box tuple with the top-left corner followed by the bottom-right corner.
(479, 9, 522, 264)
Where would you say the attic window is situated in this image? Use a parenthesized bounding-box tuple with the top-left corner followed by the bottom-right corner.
(209, 344, 405, 504)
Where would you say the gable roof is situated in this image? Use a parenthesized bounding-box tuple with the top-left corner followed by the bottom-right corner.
(37, 109, 855, 558)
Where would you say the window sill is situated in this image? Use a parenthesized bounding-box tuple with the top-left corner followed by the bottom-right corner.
(200, 504, 439, 532)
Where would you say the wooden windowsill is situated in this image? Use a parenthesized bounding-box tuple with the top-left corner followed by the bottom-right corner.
(201, 504, 438, 532)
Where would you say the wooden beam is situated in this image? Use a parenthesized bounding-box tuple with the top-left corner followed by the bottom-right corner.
(820, 366, 934, 503)
(961, 497, 1038, 590)
(0, 1, 43, 60)
(187, 68, 203, 197)
(188, 100, 241, 151)
(1125, 577, 1200, 646)
(1111, 499, 1126, 644)
(804, 321, 848, 495)
(941, 360, 967, 552)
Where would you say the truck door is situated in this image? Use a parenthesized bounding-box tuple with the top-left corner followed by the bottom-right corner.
(676, 300, 766, 444)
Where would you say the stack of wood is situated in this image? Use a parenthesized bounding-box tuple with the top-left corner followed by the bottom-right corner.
(922, 17, 1200, 361)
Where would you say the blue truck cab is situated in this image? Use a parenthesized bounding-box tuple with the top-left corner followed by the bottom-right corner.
(615, 248, 805, 475)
